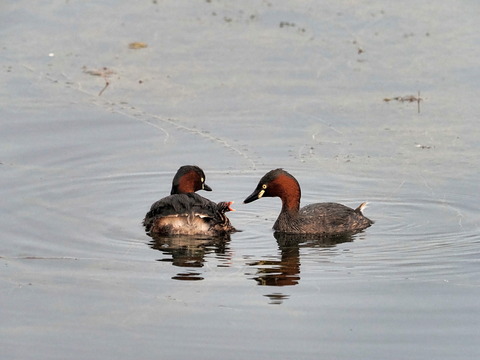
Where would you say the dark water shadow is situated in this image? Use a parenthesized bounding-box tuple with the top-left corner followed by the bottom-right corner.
(149, 233, 231, 281)
(248, 232, 356, 304)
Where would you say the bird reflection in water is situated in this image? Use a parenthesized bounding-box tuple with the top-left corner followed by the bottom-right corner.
(248, 232, 355, 304)
(149, 233, 232, 281)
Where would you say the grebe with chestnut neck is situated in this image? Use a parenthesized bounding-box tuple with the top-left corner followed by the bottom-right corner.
(143, 165, 236, 236)
(244, 168, 373, 235)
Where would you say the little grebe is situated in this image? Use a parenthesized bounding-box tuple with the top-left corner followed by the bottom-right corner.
(244, 168, 373, 234)
(169, 165, 212, 194)
(143, 165, 236, 236)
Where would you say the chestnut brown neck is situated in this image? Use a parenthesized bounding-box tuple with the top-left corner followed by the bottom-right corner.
(172, 171, 199, 194)
(272, 174, 301, 212)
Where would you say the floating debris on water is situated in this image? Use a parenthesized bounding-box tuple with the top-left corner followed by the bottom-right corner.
(415, 144, 432, 150)
(82, 66, 116, 96)
(384, 91, 423, 113)
(128, 42, 148, 49)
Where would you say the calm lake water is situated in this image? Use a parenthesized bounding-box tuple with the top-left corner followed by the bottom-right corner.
(1, 1, 479, 359)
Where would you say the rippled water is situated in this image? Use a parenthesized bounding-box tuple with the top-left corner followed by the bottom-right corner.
(2, 1, 480, 359)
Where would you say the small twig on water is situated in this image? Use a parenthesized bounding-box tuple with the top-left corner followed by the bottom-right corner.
(82, 66, 116, 96)
(98, 81, 110, 96)
(383, 91, 423, 113)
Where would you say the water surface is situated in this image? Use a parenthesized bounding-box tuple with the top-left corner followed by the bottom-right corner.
(1, 1, 479, 359)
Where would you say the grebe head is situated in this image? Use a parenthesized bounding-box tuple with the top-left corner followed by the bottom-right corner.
(170, 165, 212, 195)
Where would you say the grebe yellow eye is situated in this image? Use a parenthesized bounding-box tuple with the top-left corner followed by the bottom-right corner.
(201, 177, 204, 183)
(258, 184, 267, 198)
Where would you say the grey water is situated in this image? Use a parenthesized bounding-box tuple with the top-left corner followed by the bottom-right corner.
(1, 1, 479, 359)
